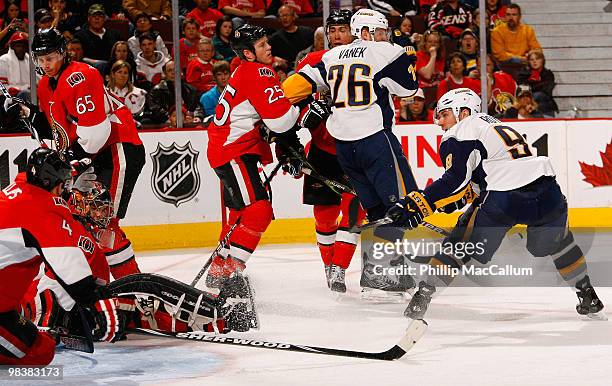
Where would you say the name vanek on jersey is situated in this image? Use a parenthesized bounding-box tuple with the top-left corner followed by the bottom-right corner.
(286, 39, 418, 141)
(425, 113, 556, 208)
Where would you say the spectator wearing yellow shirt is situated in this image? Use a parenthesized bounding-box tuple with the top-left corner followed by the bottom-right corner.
(491, 4, 541, 65)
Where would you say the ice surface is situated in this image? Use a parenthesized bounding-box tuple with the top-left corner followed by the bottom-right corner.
(13, 242, 612, 386)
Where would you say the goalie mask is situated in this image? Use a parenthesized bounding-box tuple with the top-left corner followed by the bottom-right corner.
(70, 182, 114, 228)
(434, 88, 482, 125)
(350, 8, 389, 41)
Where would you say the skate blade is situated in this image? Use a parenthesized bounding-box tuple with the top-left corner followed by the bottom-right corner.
(579, 311, 608, 321)
(360, 288, 409, 303)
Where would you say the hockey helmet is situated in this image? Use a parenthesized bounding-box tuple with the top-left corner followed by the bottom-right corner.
(434, 88, 482, 125)
(325, 9, 353, 46)
(31, 28, 66, 58)
(350, 8, 389, 40)
(231, 24, 267, 60)
(26, 147, 73, 191)
(70, 182, 114, 228)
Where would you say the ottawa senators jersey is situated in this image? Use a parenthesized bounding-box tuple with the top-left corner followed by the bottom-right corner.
(37, 61, 142, 156)
(292, 50, 337, 155)
(0, 173, 97, 312)
(424, 113, 555, 209)
(207, 60, 300, 168)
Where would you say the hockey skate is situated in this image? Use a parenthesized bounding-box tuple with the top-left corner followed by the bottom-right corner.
(217, 272, 258, 332)
(404, 281, 436, 320)
(329, 264, 346, 293)
(360, 261, 415, 303)
(575, 276, 606, 320)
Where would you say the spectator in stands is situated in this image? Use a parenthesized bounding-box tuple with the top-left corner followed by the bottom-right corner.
(366, 0, 419, 17)
(459, 28, 478, 74)
(186, 0, 223, 38)
(66, 38, 84, 62)
(428, 0, 473, 40)
(267, 0, 314, 17)
(199, 60, 230, 116)
(108, 41, 138, 84)
(419, 0, 437, 15)
(0, 0, 26, 51)
(437, 52, 481, 99)
(491, 3, 541, 65)
(0, 31, 30, 100)
(74, 4, 121, 71)
(469, 54, 517, 117)
(295, 26, 324, 66)
(487, 0, 506, 28)
(49, 0, 80, 38)
(468, 8, 491, 54)
(127, 12, 169, 59)
(179, 18, 202, 71)
(416, 29, 445, 89)
(107, 60, 148, 120)
(123, 0, 171, 21)
(517, 50, 558, 117)
(147, 60, 199, 124)
(398, 88, 434, 122)
(219, 0, 265, 28)
(212, 16, 236, 62)
(273, 60, 288, 82)
(186, 37, 217, 93)
(34, 8, 53, 32)
(269, 5, 314, 70)
(391, 15, 421, 51)
(503, 89, 544, 119)
(135, 32, 170, 88)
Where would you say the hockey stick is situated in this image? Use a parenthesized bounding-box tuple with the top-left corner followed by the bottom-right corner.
(190, 162, 284, 287)
(352, 216, 450, 237)
(0, 82, 45, 147)
(128, 318, 427, 361)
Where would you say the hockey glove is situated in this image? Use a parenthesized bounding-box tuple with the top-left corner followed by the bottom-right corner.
(273, 129, 305, 179)
(0, 95, 24, 129)
(438, 184, 476, 214)
(298, 99, 331, 130)
(92, 298, 126, 343)
(386, 191, 434, 229)
(70, 158, 97, 193)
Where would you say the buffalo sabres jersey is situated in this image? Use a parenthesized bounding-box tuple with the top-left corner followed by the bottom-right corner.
(425, 113, 556, 209)
(284, 39, 418, 141)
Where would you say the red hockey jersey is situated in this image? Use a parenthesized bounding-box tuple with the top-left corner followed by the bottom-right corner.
(292, 50, 336, 155)
(37, 61, 142, 156)
(207, 60, 299, 168)
(0, 173, 96, 312)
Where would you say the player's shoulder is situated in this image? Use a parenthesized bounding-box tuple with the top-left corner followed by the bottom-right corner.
(446, 113, 497, 141)
(296, 49, 327, 71)
(59, 61, 101, 89)
(238, 60, 277, 80)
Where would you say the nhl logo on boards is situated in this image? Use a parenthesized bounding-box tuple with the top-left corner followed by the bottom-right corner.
(150, 142, 201, 207)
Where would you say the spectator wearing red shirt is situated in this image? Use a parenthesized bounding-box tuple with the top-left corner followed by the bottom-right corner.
(398, 88, 434, 123)
(219, 0, 265, 24)
(186, 0, 223, 38)
(487, 0, 506, 28)
(428, 0, 473, 39)
(179, 18, 202, 71)
(416, 30, 445, 89)
(266, 0, 314, 16)
(436, 52, 481, 100)
(186, 37, 217, 92)
(469, 54, 517, 117)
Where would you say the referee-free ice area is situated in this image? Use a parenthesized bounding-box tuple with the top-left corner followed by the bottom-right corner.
(27, 238, 612, 386)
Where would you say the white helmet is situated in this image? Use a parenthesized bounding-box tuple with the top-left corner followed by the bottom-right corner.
(350, 8, 388, 40)
(434, 88, 482, 125)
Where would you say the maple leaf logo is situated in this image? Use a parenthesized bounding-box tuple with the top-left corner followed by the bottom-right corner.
(579, 140, 612, 187)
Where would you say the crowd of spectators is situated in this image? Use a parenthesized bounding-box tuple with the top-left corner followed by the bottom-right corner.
(0, 0, 559, 131)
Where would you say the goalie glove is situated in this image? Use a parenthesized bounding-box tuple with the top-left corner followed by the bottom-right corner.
(91, 298, 127, 342)
(70, 158, 97, 193)
(298, 99, 331, 129)
(385, 191, 434, 229)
